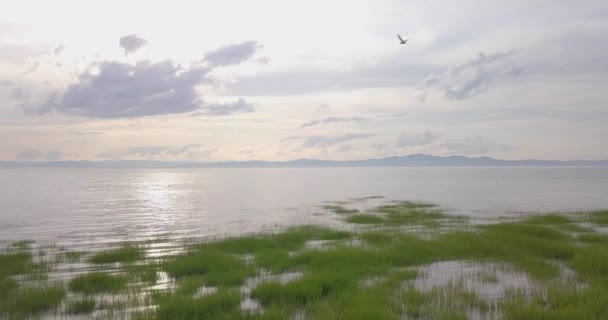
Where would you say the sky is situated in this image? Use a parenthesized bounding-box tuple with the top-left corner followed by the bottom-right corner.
(1, 0, 607, 162)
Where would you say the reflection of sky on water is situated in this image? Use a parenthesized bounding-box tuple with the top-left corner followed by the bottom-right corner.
(1, 167, 607, 249)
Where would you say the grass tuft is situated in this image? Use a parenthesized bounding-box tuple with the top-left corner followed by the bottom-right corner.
(90, 245, 144, 264)
(346, 214, 384, 224)
(68, 272, 126, 294)
(66, 298, 96, 314)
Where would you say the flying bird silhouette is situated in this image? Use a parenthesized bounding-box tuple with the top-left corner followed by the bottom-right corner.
(397, 34, 408, 44)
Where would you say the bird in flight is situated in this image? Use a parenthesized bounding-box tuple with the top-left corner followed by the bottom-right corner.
(397, 34, 408, 44)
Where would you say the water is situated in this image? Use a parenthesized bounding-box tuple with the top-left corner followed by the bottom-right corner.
(0, 167, 607, 247)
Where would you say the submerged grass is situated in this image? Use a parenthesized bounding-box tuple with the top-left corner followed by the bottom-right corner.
(66, 297, 96, 314)
(346, 214, 384, 224)
(3, 200, 608, 319)
(90, 245, 144, 264)
(68, 272, 127, 294)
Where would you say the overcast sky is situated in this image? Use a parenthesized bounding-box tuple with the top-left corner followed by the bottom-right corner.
(1, 0, 607, 161)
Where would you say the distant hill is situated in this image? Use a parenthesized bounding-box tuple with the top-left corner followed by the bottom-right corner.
(2, 154, 608, 168)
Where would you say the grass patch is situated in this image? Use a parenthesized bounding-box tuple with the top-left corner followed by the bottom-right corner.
(155, 290, 240, 320)
(589, 210, 608, 226)
(323, 205, 359, 215)
(164, 250, 255, 287)
(1, 286, 65, 317)
(90, 245, 144, 264)
(346, 214, 384, 224)
(69, 272, 126, 294)
(66, 298, 96, 314)
(0, 252, 35, 278)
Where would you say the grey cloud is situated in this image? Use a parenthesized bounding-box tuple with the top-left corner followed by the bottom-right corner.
(11, 87, 29, 99)
(204, 41, 261, 67)
(119, 34, 148, 55)
(300, 116, 367, 128)
(227, 59, 440, 96)
(295, 133, 374, 149)
(194, 98, 255, 116)
(26, 60, 208, 118)
(15, 149, 63, 161)
(421, 51, 523, 100)
(441, 136, 512, 155)
(97, 144, 212, 159)
(337, 144, 359, 153)
(0, 80, 14, 86)
(0, 43, 43, 63)
(53, 44, 65, 56)
(395, 131, 440, 148)
(22, 61, 40, 75)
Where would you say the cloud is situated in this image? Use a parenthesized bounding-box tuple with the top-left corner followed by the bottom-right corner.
(441, 135, 512, 155)
(292, 133, 374, 149)
(227, 59, 440, 96)
(53, 44, 65, 56)
(96, 144, 215, 159)
(194, 98, 255, 116)
(15, 149, 63, 161)
(421, 51, 523, 100)
(395, 131, 440, 148)
(26, 60, 208, 118)
(203, 41, 261, 67)
(300, 116, 367, 128)
(0, 43, 44, 64)
(0, 80, 14, 86)
(119, 34, 148, 55)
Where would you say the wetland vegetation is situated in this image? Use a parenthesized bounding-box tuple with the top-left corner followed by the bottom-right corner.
(1, 200, 608, 319)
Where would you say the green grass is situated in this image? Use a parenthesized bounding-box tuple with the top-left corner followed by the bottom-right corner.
(1, 286, 65, 317)
(346, 214, 384, 224)
(90, 245, 144, 264)
(3, 200, 608, 319)
(164, 250, 255, 287)
(66, 298, 96, 314)
(322, 205, 359, 215)
(589, 210, 608, 226)
(68, 272, 127, 294)
(0, 252, 36, 278)
(154, 290, 240, 320)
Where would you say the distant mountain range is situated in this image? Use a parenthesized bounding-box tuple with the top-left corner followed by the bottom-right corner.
(2, 154, 608, 168)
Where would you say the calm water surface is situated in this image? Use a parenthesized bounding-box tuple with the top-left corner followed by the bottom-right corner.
(1, 167, 607, 248)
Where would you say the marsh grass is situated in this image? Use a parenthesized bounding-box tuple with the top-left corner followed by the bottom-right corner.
(90, 245, 144, 264)
(346, 214, 384, 224)
(66, 297, 96, 314)
(69, 272, 127, 294)
(3, 200, 608, 319)
(589, 210, 608, 226)
(1, 286, 65, 317)
(322, 205, 359, 215)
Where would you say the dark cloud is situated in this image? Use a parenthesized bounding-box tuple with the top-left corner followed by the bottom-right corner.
(15, 149, 63, 161)
(194, 98, 255, 116)
(395, 131, 440, 148)
(119, 34, 148, 55)
(441, 135, 512, 155)
(292, 133, 374, 149)
(203, 41, 261, 67)
(26, 60, 208, 118)
(421, 51, 523, 100)
(300, 116, 367, 128)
